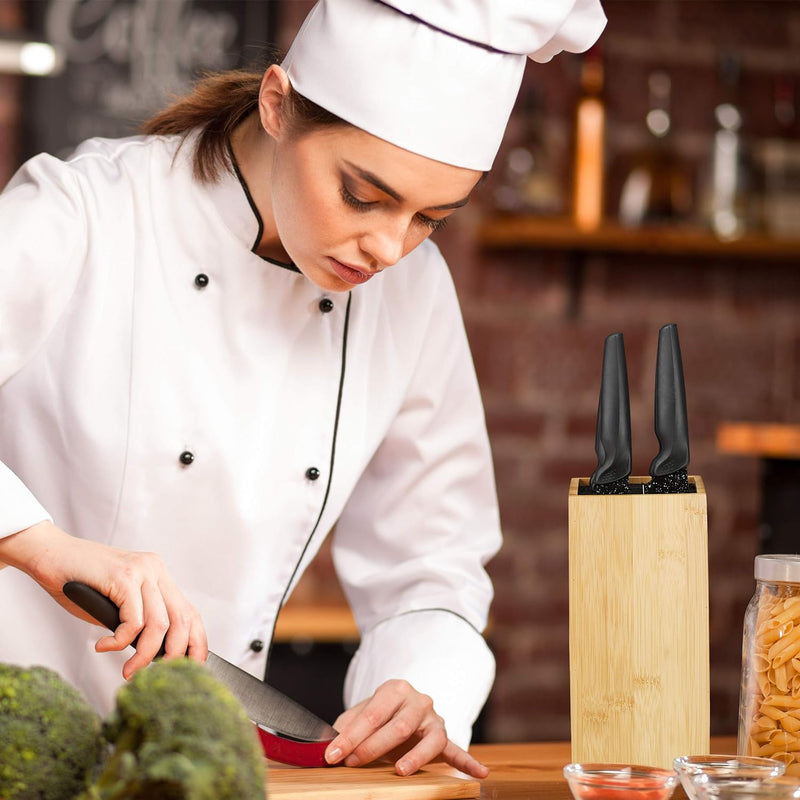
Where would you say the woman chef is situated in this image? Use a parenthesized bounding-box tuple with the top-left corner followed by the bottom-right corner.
(0, 0, 604, 778)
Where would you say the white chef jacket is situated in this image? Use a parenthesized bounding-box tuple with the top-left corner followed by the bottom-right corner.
(0, 131, 501, 746)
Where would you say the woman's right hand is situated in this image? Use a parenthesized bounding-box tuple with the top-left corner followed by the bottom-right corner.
(0, 520, 208, 679)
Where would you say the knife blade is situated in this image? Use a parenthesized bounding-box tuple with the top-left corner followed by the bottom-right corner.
(645, 323, 694, 494)
(584, 332, 634, 495)
(62, 581, 338, 766)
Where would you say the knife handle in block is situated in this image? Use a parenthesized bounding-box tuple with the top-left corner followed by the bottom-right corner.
(589, 332, 632, 492)
(649, 323, 690, 476)
(63, 581, 166, 658)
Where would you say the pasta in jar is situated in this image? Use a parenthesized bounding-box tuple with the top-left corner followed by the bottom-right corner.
(739, 555, 800, 776)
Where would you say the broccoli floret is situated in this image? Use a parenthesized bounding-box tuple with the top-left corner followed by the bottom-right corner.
(81, 658, 266, 800)
(0, 663, 105, 800)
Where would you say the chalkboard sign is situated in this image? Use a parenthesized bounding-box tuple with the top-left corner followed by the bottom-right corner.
(22, 0, 278, 160)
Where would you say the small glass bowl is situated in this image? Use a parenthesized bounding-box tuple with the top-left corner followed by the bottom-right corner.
(673, 756, 787, 800)
(564, 763, 679, 800)
(691, 775, 800, 800)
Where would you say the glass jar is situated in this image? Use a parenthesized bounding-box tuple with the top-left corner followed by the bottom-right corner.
(739, 555, 800, 776)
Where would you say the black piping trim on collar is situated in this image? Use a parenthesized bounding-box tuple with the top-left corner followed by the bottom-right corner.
(227, 141, 300, 274)
(263, 291, 353, 680)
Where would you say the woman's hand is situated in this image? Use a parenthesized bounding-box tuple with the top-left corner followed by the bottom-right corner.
(324, 679, 489, 779)
(0, 520, 207, 679)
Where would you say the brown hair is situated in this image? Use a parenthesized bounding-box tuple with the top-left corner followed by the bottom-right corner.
(143, 67, 348, 183)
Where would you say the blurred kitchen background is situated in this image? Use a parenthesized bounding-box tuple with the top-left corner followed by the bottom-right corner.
(2, 0, 799, 744)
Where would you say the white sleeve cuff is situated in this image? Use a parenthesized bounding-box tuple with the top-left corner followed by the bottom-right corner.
(343, 609, 495, 749)
(0, 461, 52, 537)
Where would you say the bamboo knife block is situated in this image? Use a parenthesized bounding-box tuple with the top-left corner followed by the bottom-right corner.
(568, 476, 710, 768)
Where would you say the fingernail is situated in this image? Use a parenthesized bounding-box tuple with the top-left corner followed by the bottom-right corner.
(396, 759, 411, 776)
(326, 747, 342, 764)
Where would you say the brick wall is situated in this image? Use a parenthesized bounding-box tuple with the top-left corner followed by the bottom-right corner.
(453, 242, 800, 741)
(2, 0, 799, 745)
(439, 0, 800, 742)
(285, 0, 800, 743)
(232, 0, 800, 743)
(0, 0, 21, 187)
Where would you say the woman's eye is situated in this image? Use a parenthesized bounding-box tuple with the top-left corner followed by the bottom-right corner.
(416, 214, 449, 233)
(340, 185, 373, 212)
(341, 183, 449, 233)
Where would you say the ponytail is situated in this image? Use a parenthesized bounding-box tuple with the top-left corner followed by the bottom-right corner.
(143, 65, 348, 183)
(143, 70, 263, 183)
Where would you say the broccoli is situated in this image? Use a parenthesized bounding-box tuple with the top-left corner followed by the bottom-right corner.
(0, 663, 105, 800)
(80, 658, 267, 800)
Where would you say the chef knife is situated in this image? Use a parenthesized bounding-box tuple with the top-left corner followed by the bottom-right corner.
(584, 331, 634, 494)
(62, 581, 338, 767)
(645, 323, 694, 494)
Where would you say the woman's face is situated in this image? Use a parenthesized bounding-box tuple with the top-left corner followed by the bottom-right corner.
(268, 123, 483, 292)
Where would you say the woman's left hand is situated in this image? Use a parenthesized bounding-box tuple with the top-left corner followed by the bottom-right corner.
(323, 679, 489, 778)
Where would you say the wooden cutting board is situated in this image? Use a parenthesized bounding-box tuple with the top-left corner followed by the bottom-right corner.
(266, 762, 480, 799)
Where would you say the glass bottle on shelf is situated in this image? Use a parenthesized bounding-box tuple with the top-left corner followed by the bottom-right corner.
(701, 54, 760, 240)
(709, 101, 746, 239)
(757, 77, 798, 240)
(493, 89, 564, 216)
(617, 70, 694, 227)
(572, 46, 605, 230)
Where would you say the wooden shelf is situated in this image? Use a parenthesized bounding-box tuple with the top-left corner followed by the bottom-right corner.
(272, 605, 494, 643)
(717, 422, 800, 460)
(478, 216, 800, 260)
(273, 604, 359, 643)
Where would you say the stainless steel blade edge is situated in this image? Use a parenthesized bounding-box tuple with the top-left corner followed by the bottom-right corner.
(205, 652, 337, 742)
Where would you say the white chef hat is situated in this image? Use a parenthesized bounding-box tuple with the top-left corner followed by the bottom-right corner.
(282, 0, 607, 170)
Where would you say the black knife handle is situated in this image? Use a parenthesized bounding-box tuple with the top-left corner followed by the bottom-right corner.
(588, 332, 633, 493)
(649, 322, 690, 478)
(63, 581, 166, 657)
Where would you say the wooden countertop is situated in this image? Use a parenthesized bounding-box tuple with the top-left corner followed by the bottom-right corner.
(717, 422, 800, 459)
(267, 736, 738, 799)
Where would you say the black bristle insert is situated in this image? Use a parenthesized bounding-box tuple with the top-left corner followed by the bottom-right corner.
(644, 469, 695, 494)
(579, 477, 637, 495)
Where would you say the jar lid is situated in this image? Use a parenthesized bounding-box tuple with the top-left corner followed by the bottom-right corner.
(755, 554, 800, 583)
